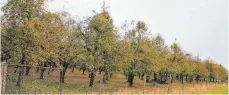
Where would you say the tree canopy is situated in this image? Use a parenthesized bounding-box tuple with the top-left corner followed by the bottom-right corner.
(1, 0, 228, 87)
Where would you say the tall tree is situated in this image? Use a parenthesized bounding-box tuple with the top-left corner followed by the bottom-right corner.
(25, 12, 67, 78)
(1, 0, 45, 87)
(76, 5, 117, 86)
(122, 21, 150, 86)
(168, 40, 184, 92)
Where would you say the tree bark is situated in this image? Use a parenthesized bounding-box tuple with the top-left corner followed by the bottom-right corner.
(14, 66, 18, 73)
(181, 73, 184, 94)
(141, 73, 144, 80)
(154, 73, 157, 81)
(25, 66, 31, 76)
(40, 61, 48, 79)
(110, 73, 112, 78)
(176, 73, 179, 80)
(40, 67, 45, 79)
(105, 72, 109, 80)
(16, 53, 25, 87)
(48, 68, 50, 74)
(99, 69, 102, 74)
(165, 72, 168, 82)
(143, 74, 147, 94)
(180, 73, 183, 83)
(185, 75, 188, 82)
(128, 73, 134, 87)
(60, 62, 69, 83)
(100, 72, 104, 84)
(82, 68, 86, 75)
(60, 70, 64, 85)
(189, 76, 192, 83)
(89, 72, 95, 87)
(171, 74, 174, 84)
(52, 68, 54, 72)
(16, 66, 25, 87)
(146, 75, 150, 83)
(167, 73, 172, 93)
(71, 66, 75, 72)
(138, 73, 141, 79)
(36, 67, 40, 72)
(160, 73, 163, 82)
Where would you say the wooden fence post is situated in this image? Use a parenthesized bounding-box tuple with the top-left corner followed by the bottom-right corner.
(1, 64, 8, 94)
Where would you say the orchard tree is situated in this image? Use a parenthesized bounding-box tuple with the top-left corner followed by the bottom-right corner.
(1, 0, 46, 87)
(168, 40, 184, 92)
(25, 12, 67, 79)
(151, 35, 169, 83)
(122, 20, 150, 86)
(76, 5, 117, 86)
(199, 60, 210, 82)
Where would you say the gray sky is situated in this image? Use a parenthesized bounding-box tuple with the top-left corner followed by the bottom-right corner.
(1, 0, 228, 68)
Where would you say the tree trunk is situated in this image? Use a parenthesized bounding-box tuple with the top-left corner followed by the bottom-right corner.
(141, 73, 144, 80)
(16, 66, 25, 87)
(105, 72, 109, 80)
(100, 72, 104, 84)
(189, 75, 193, 83)
(154, 73, 157, 81)
(40, 62, 48, 79)
(180, 73, 183, 83)
(52, 68, 54, 72)
(171, 74, 174, 84)
(196, 75, 200, 83)
(99, 69, 102, 74)
(89, 72, 95, 87)
(160, 73, 163, 82)
(25, 66, 31, 76)
(110, 73, 112, 78)
(40, 68, 45, 79)
(16, 53, 25, 87)
(179, 73, 182, 83)
(165, 73, 168, 82)
(128, 73, 134, 87)
(146, 75, 150, 83)
(181, 73, 184, 93)
(48, 68, 50, 74)
(60, 70, 64, 85)
(143, 74, 147, 94)
(36, 67, 40, 72)
(192, 75, 195, 88)
(167, 73, 172, 93)
(60, 62, 69, 83)
(82, 68, 86, 75)
(71, 66, 75, 72)
(14, 66, 18, 73)
(176, 73, 179, 80)
(124, 71, 128, 82)
(185, 75, 188, 82)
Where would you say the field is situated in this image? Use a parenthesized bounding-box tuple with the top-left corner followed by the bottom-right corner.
(203, 86, 228, 94)
(5, 67, 228, 94)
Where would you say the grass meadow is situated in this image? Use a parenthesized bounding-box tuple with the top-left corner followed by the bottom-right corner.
(5, 67, 228, 94)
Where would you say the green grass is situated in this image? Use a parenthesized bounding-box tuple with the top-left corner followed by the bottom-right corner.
(203, 86, 228, 94)
(4, 67, 228, 94)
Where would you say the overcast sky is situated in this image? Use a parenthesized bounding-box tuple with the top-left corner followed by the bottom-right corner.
(1, 0, 228, 68)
